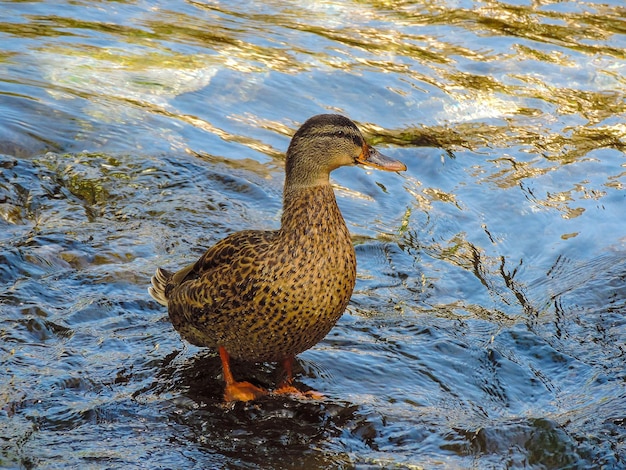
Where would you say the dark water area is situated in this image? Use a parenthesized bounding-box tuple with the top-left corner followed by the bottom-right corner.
(1, 0, 625, 468)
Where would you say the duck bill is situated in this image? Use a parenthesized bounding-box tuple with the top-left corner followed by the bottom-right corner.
(356, 145, 406, 171)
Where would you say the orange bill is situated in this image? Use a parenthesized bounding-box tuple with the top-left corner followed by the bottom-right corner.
(356, 145, 407, 172)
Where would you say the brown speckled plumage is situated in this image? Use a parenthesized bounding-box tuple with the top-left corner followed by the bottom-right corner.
(149, 114, 406, 401)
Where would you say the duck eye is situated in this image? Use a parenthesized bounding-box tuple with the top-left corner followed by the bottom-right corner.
(335, 130, 345, 137)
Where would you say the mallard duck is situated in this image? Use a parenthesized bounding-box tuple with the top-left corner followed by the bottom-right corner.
(149, 114, 406, 402)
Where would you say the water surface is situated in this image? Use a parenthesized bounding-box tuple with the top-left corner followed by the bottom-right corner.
(1, 0, 625, 468)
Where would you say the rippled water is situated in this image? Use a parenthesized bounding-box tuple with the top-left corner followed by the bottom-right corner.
(1, 0, 625, 468)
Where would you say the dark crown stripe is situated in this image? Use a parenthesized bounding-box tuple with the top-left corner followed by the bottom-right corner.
(309, 131, 363, 147)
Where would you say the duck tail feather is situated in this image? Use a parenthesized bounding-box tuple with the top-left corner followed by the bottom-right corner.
(149, 267, 172, 307)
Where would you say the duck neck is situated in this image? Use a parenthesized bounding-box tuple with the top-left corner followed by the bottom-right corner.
(280, 184, 347, 235)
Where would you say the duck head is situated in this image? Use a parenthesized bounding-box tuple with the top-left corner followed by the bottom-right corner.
(285, 114, 407, 189)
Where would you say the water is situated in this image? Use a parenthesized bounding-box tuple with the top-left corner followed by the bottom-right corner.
(1, 0, 624, 468)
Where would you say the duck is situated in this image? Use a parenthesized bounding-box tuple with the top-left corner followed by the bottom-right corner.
(149, 114, 406, 402)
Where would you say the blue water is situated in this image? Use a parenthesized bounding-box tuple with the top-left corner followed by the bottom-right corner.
(1, 1, 625, 468)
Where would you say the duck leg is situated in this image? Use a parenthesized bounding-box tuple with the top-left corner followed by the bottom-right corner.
(273, 356, 324, 399)
(219, 346, 267, 402)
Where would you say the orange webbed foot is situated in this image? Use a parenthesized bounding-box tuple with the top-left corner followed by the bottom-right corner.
(273, 383, 325, 400)
(219, 346, 269, 402)
(224, 381, 268, 402)
(272, 355, 325, 400)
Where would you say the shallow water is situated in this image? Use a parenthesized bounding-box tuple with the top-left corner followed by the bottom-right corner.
(1, 0, 625, 468)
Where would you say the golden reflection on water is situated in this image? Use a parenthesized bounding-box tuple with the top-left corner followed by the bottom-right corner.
(1, 1, 625, 468)
(1, 0, 624, 222)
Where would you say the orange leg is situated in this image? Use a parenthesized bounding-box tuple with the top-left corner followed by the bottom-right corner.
(218, 346, 267, 402)
(275, 356, 296, 391)
(273, 356, 324, 400)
